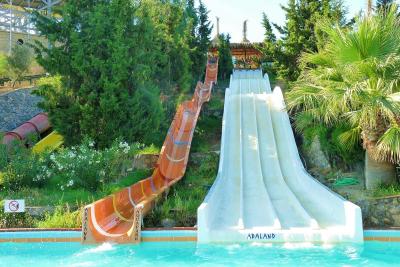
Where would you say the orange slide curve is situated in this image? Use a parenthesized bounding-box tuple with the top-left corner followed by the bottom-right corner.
(82, 57, 218, 244)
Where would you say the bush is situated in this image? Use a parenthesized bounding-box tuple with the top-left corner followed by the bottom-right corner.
(41, 139, 139, 191)
(31, 0, 171, 149)
(372, 183, 400, 198)
(1, 142, 46, 191)
(36, 205, 81, 228)
(7, 45, 33, 87)
(0, 138, 140, 192)
(0, 53, 8, 78)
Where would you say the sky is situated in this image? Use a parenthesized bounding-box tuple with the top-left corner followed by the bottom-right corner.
(200, 0, 400, 43)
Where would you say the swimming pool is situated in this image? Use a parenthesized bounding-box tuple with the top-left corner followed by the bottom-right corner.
(0, 230, 399, 266)
(1, 241, 399, 266)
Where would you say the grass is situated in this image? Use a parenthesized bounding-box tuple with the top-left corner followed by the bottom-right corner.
(144, 153, 219, 227)
(0, 169, 152, 207)
(0, 168, 153, 228)
(191, 91, 223, 154)
(372, 183, 400, 198)
(191, 115, 222, 153)
(137, 144, 160, 155)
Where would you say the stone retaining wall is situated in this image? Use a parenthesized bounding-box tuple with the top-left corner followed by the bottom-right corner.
(357, 195, 400, 227)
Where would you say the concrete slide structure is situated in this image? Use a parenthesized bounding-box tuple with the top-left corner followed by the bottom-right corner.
(197, 70, 363, 243)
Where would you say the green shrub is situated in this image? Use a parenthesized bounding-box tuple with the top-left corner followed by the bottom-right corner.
(36, 205, 81, 228)
(0, 137, 7, 171)
(372, 183, 400, 198)
(1, 138, 140, 192)
(137, 144, 160, 155)
(7, 45, 33, 87)
(297, 113, 363, 168)
(1, 143, 46, 191)
(144, 153, 218, 227)
(0, 53, 8, 78)
(42, 139, 139, 191)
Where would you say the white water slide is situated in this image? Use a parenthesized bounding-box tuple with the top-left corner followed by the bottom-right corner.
(197, 70, 363, 243)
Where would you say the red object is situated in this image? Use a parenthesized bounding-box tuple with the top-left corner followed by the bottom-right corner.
(2, 113, 50, 145)
(82, 57, 219, 244)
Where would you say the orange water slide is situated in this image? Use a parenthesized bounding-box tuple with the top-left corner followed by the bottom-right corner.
(81, 58, 218, 244)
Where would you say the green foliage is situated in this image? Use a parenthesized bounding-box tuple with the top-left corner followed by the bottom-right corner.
(299, 116, 364, 167)
(36, 205, 81, 228)
(288, 6, 400, 164)
(259, 13, 277, 77)
(0, 169, 153, 207)
(0, 53, 8, 78)
(0, 142, 45, 191)
(33, 0, 205, 148)
(217, 34, 233, 81)
(0, 138, 139, 192)
(7, 45, 33, 87)
(187, 0, 212, 82)
(32, 0, 213, 148)
(262, 0, 346, 82)
(137, 144, 160, 155)
(191, 115, 222, 153)
(376, 0, 397, 14)
(372, 183, 400, 197)
(102, 169, 152, 195)
(43, 139, 138, 191)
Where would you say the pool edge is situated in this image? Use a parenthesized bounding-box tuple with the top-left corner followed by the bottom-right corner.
(0, 228, 399, 243)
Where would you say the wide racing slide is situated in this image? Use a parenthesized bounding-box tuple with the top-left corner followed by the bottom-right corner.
(197, 70, 363, 243)
(81, 58, 218, 244)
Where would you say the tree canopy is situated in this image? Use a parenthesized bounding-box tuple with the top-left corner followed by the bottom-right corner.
(262, 0, 346, 82)
(32, 0, 212, 148)
(287, 6, 400, 164)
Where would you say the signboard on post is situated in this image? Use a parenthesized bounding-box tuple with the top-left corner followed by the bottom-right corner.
(4, 199, 25, 213)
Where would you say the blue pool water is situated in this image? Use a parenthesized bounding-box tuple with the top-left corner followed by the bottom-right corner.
(0, 241, 399, 267)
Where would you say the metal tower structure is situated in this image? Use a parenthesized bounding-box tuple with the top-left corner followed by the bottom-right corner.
(0, 0, 61, 53)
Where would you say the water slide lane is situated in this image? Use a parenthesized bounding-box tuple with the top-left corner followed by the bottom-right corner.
(240, 81, 278, 229)
(209, 91, 242, 230)
(82, 58, 218, 244)
(269, 88, 363, 237)
(198, 70, 363, 243)
(255, 93, 318, 229)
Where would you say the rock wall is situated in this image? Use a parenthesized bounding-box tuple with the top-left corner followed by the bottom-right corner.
(356, 195, 400, 227)
(302, 135, 331, 171)
(0, 88, 43, 132)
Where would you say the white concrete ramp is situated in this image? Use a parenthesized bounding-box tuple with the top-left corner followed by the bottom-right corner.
(197, 70, 363, 243)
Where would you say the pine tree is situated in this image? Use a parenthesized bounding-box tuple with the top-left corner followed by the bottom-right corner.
(217, 34, 233, 81)
(159, 0, 192, 94)
(262, 13, 276, 43)
(269, 0, 346, 81)
(186, 0, 212, 83)
(32, 0, 165, 148)
(260, 13, 277, 77)
(197, 0, 212, 61)
(185, 0, 201, 84)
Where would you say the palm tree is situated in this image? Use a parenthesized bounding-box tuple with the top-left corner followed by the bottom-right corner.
(287, 6, 400, 189)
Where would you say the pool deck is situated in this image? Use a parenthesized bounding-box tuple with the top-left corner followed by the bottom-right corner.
(0, 228, 399, 243)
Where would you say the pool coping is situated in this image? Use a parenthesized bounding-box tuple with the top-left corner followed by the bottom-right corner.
(0, 228, 399, 243)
